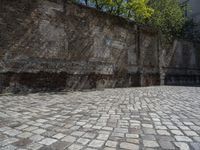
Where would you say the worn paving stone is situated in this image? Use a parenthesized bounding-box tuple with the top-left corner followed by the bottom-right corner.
(83, 132, 97, 139)
(46, 141, 71, 150)
(0, 138, 19, 147)
(97, 134, 110, 140)
(157, 130, 171, 135)
(0, 145, 17, 150)
(120, 142, 139, 150)
(126, 138, 140, 144)
(88, 140, 105, 148)
(114, 128, 128, 133)
(61, 135, 76, 143)
(105, 140, 118, 147)
(158, 140, 175, 149)
(103, 147, 116, 150)
(142, 124, 153, 128)
(175, 136, 193, 142)
(85, 148, 98, 150)
(143, 140, 159, 148)
(29, 134, 44, 142)
(184, 130, 198, 136)
(171, 130, 184, 135)
(68, 144, 83, 150)
(39, 138, 57, 145)
(0, 86, 200, 149)
(52, 133, 66, 139)
(143, 128, 156, 135)
(42, 131, 57, 137)
(17, 132, 33, 138)
(32, 128, 46, 134)
(174, 142, 190, 150)
(15, 125, 29, 130)
(3, 129, 21, 136)
(27, 143, 43, 150)
(77, 138, 90, 145)
(36, 119, 48, 123)
(0, 127, 12, 132)
(126, 133, 139, 138)
(24, 126, 38, 131)
(71, 131, 85, 137)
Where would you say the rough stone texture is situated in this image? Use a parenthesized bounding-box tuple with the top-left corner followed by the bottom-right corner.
(161, 40, 200, 86)
(0, 86, 200, 149)
(0, 0, 159, 93)
(0, 0, 199, 93)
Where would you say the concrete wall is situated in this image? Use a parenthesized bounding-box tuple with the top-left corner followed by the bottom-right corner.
(0, 0, 159, 93)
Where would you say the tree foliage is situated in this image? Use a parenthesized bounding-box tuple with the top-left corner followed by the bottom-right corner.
(78, 0, 154, 22)
(148, 0, 186, 42)
(75, 0, 186, 41)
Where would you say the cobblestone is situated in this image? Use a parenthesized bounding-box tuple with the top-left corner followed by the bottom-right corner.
(88, 139, 105, 148)
(77, 138, 90, 145)
(52, 133, 66, 139)
(143, 140, 159, 148)
(61, 135, 76, 143)
(174, 142, 190, 150)
(17, 132, 33, 139)
(0, 86, 200, 149)
(105, 140, 118, 147)
(39, 138, 57, 145)
(120, 142, 139, 150)
(159, 140, 175, 149)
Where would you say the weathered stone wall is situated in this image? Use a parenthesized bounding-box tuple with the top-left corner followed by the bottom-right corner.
(0, 0, 160, 93)
(1, 0, 200, 93)
(161, 40, 200, 85)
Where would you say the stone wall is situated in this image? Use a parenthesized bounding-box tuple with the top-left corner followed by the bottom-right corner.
(0, 0, 160, 93)
(161, 40, 200, 86)
(1, 0, 200, 93)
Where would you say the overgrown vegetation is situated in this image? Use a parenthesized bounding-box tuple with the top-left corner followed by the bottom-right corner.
(148, 0, 186, 42)
(72, 0, 187, 43)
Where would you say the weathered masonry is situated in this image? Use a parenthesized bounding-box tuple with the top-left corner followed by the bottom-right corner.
(0, 0, 199, 93)
(161, 40, 200, 86)
(0, 0, 159, 92)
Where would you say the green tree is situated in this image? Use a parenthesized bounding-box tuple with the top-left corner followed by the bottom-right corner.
(81, 0, 154, 22)
(75, 0, 186, 41)
(148, 0, 186, 42)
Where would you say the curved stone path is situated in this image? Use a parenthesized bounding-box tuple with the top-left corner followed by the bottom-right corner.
(0, 86, 200, 150)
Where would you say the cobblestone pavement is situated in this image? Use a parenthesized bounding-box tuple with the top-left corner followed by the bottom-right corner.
(0, 86, 200, 150)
